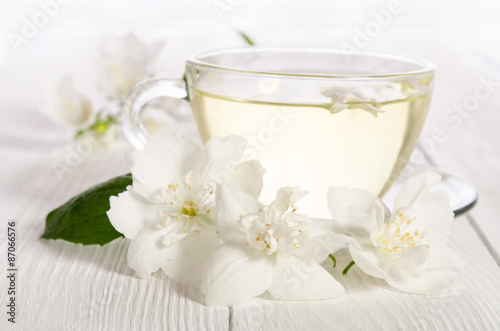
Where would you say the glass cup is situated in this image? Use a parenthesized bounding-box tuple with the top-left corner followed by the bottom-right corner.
(122, 47, 435, 217)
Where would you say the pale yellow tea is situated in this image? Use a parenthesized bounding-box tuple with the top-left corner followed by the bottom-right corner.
(191, 90, 430, 217)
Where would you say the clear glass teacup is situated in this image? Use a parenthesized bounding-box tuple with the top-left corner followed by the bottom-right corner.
(123, 47, 435, 217)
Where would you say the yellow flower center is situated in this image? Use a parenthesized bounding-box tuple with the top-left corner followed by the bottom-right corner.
(378, 211, 426, 256)
(93, 123, 108, 136)
(181, 201, 197, 217)
(158, 179, 214, 235)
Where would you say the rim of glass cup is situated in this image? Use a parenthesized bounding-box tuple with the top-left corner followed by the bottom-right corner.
(186, 47, 435, 79)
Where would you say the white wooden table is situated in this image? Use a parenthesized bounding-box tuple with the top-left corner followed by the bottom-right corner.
(1, 1, 500, 330)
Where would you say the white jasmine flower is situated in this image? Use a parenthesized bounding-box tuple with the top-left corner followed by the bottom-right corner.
(202, 185, 350, 307)
(39, 76, 93, 131)
(323, 84, 407, 116)
(76, 124, 118, 149)
(327, 171, 464, 294)
(323, 87, 382, 116)
(107, 134, 265, 287)
(74, 112, 119, 148)
(96, 33, 164, 102)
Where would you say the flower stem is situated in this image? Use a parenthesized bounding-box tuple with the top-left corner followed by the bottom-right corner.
(238, 31, 255, 46)
(328, 254, 337, 268)
(342, 261, 356, 275)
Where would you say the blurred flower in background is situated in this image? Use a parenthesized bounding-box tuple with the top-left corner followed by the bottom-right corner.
(38, 32, 180, 148)
(39, 75, 93, 131)
(39, 72, 119, 148)
(96, 33, 165, 103)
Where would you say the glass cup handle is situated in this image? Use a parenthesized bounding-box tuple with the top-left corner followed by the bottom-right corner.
(122, 77, 187, 150)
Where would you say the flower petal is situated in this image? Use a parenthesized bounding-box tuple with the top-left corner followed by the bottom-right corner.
(284, 212, 313, 232)
(216, 184, 264, 244)
(39, 76, 93, 130)
(229, 160, 266, 198)
(386, 246, 463, 294)
(131, 134, 201, 201)
(107, 187, 161, 239)
(393, 170, 441, 211)
(126, 148, 140, 167)
(308, 217, 336, 237)
(191, 135, 246, 188)
(294, 231, 353, 264)
(106, 33, 163, 62)
(348, 242, 390, 280)
(97, 33, 164, 101)
(201, 243, 274, 307)
(387, 245, 430, 280)
(267, 186, 308, 222)
(160, 226, 220, 287)
(127, 223, 180, 280)
(268, 254, 344, 300)
(327, 187, 388, 245)
(428, 246, 465, 270)
(413, 190, 454, 245)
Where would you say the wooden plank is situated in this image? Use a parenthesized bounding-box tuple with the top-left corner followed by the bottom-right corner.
(231, 216, 500, 331)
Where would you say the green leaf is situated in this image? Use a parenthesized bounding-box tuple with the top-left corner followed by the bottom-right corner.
(42, 173, 132, 246)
